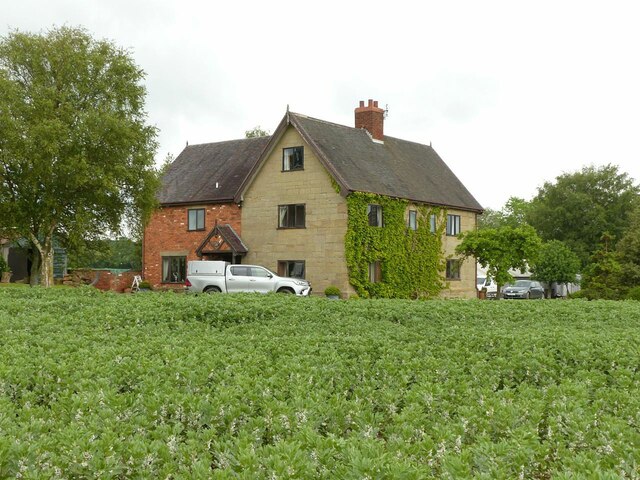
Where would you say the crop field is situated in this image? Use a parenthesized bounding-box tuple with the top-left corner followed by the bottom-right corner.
(1, 288, 639, 478)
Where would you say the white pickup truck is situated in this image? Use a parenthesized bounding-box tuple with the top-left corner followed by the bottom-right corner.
(185, 261, 312, 296)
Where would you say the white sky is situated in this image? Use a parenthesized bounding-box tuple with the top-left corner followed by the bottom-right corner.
(3, 0, 640, 209)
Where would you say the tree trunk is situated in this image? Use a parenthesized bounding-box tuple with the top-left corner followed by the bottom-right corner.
(29, 230, 55, 287)
(496, 282, 503, 299)
(29, 250, 41, 286)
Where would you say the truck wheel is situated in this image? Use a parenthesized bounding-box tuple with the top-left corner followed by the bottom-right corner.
(278, 288, 294, 294)
(204, 286, 221, 294)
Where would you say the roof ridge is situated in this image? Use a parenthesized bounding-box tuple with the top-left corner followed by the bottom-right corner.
(186, 136, 271, 148)
(289, 111, 358, 132)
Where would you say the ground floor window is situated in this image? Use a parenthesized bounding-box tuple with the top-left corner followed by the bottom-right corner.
(162, 256, 186, 283)
(446, 259, 461, 280)
(278, 260, 305, 278)
(369, 261, 382, 283)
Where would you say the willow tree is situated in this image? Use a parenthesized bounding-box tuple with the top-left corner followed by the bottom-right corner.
(0, 27, 159, 286)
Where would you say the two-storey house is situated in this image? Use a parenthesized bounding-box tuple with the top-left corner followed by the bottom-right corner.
(144, 100, 483, 297)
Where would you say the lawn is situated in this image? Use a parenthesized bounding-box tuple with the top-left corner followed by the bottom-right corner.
(1, 287, 639, 478)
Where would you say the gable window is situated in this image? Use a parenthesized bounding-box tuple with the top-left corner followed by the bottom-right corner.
(283, 146, 304, 171)
(446, 259, 461, 280)
(369, 261, 382, 283)
(408, 210, 417, 231)
(278, 260, 305, 279)
(446, 214, 461, 236)
(367, 204, 383, 227)
(430, 214, 437, 234)
(278, 204, 306, 228)
(162, 256, 186, 283)
(188, 208, 205, 231)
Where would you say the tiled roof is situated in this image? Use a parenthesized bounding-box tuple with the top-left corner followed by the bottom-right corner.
(158, 136, 270, 205)
(289, 113, 483, 212)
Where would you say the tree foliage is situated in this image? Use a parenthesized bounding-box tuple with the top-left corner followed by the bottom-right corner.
(67, 237, 141, 270)
(580, 234, 624, 300)
(479, 197, 530, 230)
(245, 126, 270, 138)
(530, 240, 580, 296)
(456, 225, 542, 298)
(616, 199, 640, 288)
(0, 27, 159, 286)
(527, 165, 639, 266)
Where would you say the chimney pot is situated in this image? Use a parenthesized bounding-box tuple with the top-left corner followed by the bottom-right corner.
(359, 101, 364, 108)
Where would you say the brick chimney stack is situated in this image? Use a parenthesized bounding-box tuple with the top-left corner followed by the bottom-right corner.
(355, 99, 384, 141)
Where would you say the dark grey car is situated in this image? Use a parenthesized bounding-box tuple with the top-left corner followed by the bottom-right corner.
(503, 280, 545, 299)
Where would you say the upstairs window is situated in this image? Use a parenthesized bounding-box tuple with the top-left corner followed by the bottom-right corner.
(367, 204, 383, 227)
(188, 208, 205, 231)
(278, 204, 306, 228)
(430, 214, 437, 234)
(408, 210, 417, 231)
(283, 146, 304, 171)
(446, 214, 461, 236)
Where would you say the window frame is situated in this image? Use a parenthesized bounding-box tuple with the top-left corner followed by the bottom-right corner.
(367, 204, 383, 227)
(278, 260, 306, 279)
(446, 259, 461, 281)
(162, 256, 187, 283)
(278, 204, 306, 229)
(446, 214, 461, 236)
(368, 261, 382, 283)
(282, 146, 304, 172)
(187, 208, 205, 231)
(430, 214, 437, 234)
(407, 210, 418, 231)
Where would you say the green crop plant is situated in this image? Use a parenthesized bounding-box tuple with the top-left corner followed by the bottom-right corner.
(1, 288, 640, 478)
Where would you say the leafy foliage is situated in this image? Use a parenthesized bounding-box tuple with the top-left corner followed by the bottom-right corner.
(1, 289, 640, 477)
(527, 164, 639, 266)
(68, 237, 141, 270)
(0, 26, 159, 286)
(345, 192, 446, 298)
(616, 200, 640, 288)
(478, 196, 530, 230)
(580, 234, 625, 300)
(245, 126, 270, 138)
(530, 240, 581, 294)
(456, 225, 542, 297)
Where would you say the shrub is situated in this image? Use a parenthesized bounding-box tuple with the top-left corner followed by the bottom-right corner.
(626, 286, 640, 301)
(324, 285, 341, 297)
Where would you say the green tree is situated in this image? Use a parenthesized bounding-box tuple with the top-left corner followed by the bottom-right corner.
(68, 237, 141, 270)
(479, 197, 530, 230)
(616, 199, 640, 287)
(245, 126, 270, 138)
(581, 234, 624, 300)
(527, 165, 639, 266)
(456, 225, 542, 299)
(530, 240, 581, 298)
(0, 27, 159, 286)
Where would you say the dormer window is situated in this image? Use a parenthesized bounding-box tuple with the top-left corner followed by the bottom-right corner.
(283, 146, 304, 171)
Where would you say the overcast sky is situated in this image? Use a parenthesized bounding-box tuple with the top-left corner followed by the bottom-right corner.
(3, 0, 639, 209)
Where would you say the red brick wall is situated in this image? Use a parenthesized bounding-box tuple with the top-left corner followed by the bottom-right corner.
(143, 203, 241, 287)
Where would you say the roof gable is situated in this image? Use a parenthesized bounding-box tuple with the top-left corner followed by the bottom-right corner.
(236, 112, 483, 212)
